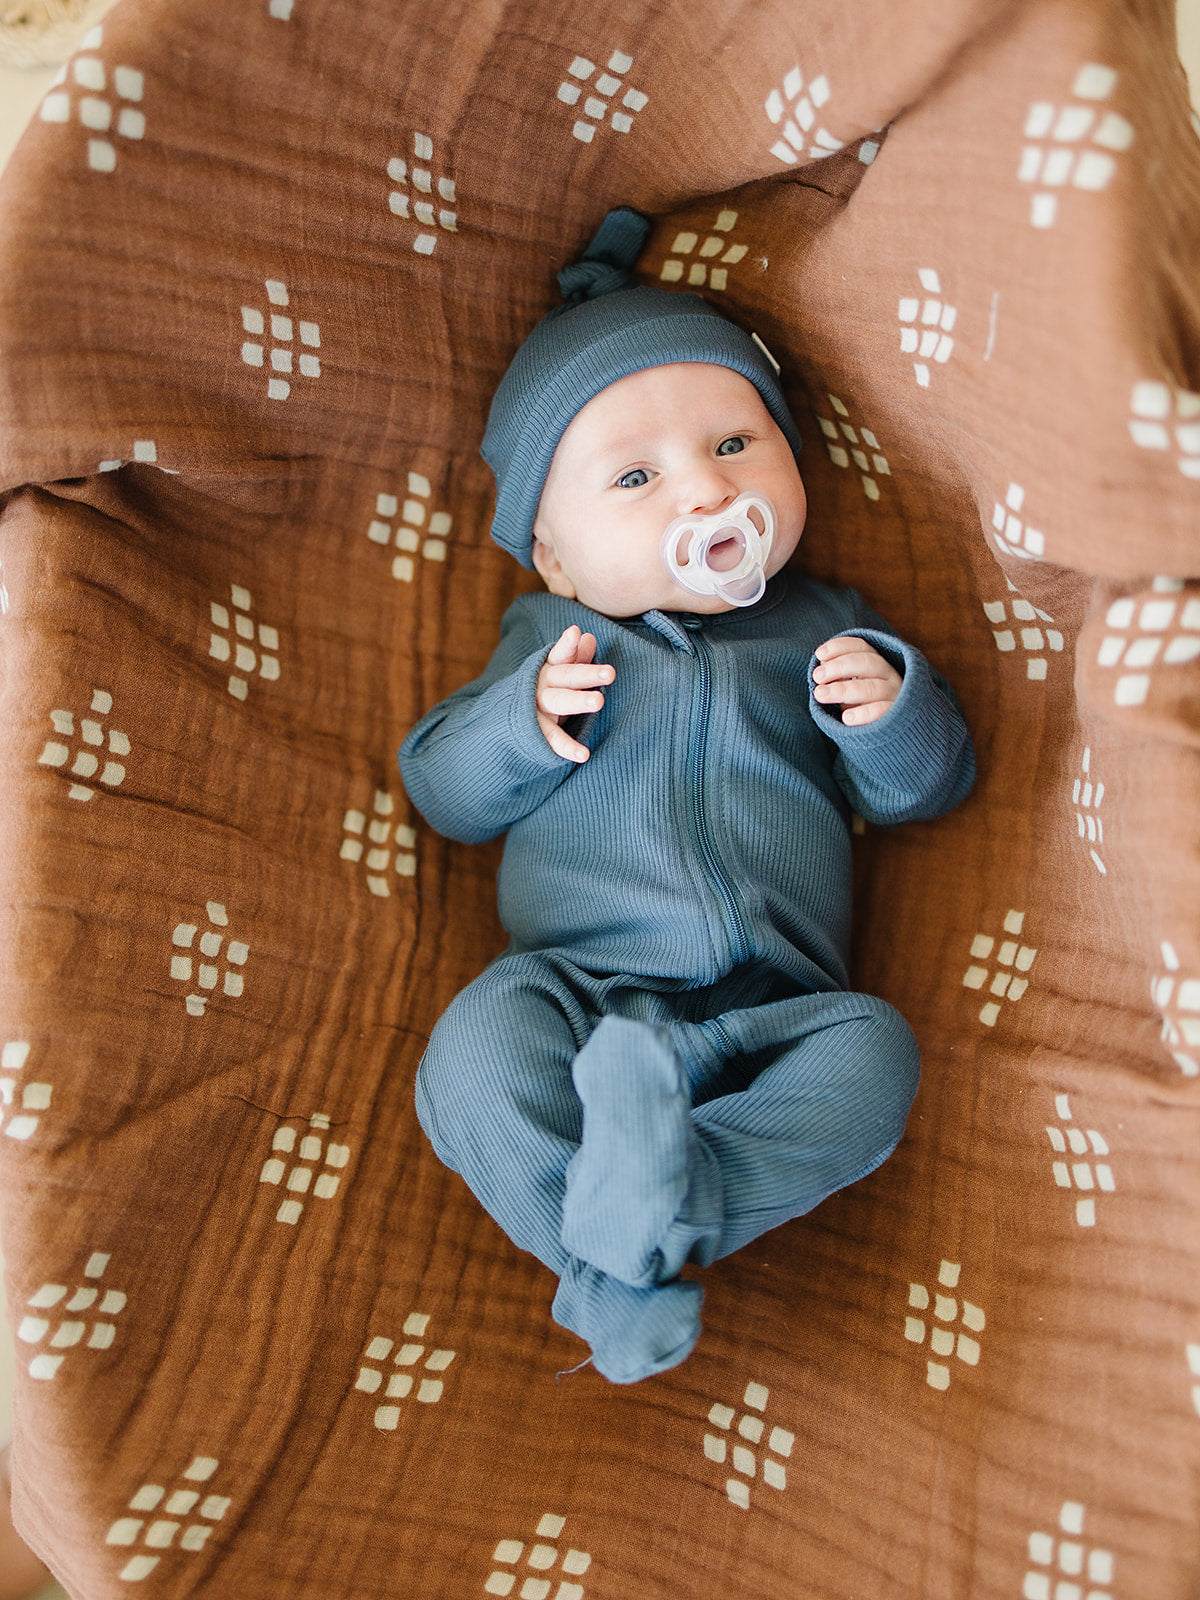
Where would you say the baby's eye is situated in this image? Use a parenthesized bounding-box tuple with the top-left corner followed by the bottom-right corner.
(616, 467, 651, 489)
(716, 435, 748, 456)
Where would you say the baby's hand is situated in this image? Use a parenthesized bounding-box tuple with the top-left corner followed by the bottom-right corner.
(812, 635, 902, 726)
(536, 625, 615, 763)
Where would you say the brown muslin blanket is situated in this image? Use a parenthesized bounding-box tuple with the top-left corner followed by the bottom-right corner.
(1, 0, 1198, 1594)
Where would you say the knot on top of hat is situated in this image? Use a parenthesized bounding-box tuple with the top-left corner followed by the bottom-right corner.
(556, 206, 651, 305)
(557, 257, 634, 303)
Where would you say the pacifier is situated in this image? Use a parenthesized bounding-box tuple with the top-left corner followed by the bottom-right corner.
(660, 492, 776, 607)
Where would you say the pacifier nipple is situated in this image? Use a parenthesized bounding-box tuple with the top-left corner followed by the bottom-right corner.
(660, 492, 776, 607)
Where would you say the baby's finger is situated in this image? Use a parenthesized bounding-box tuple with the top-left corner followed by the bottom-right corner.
(537, 685, 607, 718)
(542, 662, 615, 689)
(575, 632, 598, 666)
(537, 710, 590, 762)
(814, 675, 897, 707)
(840, 700, 894, 726)
(813, 649, 898, 684)
(546, 625, 583, 666)
(814, 634, 870, 663)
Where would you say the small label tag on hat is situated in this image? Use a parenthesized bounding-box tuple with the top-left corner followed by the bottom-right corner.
(751, 331, 781, 373)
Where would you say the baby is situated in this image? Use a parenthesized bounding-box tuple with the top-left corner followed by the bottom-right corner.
(399, 209, 974, 1384)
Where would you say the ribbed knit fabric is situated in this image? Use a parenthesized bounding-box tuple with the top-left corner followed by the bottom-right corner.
(413, 952, 921, 1380)
(400, 572, 973, 1381)
(399, 573, 975, 992)
(552, 1261, 704, 1385)
(555, 205, 650, 303)
(562, 1014, 715, 1288)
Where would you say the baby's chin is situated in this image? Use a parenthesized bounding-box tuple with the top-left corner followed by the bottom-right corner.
(586, 590, 743, 619)
(568, 555, 799, 618)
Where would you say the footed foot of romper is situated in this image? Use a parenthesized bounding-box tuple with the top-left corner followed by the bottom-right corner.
(561, 1015, 720, 1287)
(552, 1258, 703, 1384)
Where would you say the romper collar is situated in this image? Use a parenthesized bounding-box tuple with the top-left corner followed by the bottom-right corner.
(638, 573, 790, 650)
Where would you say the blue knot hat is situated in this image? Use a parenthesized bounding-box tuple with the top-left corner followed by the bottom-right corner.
(482, 207, 803, 569)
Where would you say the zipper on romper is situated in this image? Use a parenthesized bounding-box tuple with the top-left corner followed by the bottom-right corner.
(691, 628, 751, 969)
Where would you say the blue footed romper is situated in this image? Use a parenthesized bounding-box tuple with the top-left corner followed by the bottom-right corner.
(398, 572, 975, 1382)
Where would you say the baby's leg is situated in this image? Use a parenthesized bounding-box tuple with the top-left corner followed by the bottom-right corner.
(562, 990, 917, 1285)
(688, 988, 920, 1261)
(415, 952, 587, 1273)
(415, 955, 702, 1382)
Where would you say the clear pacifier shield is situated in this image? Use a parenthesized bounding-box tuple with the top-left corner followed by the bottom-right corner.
(661, 492, 776, 607)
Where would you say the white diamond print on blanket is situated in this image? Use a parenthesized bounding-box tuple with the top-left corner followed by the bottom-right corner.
(36, 689, 130, 801)
(388, 135, 457, 255)
(657, 210, 749, 292)
(814, 393, 892, 502)
(764, 64, 846, 163)
(483, 1514, 591, 1598)
(1127, 381, 1200, 480)
(38, 26, 146, 174)
(554, 50, 648, 144)
(18, 1252, 127, 1380)
(904, 1261, 985, 1390)
(207, 585, 281, 700)
(1018, 64, 1133, 230)
(1152, 941, 1200, 1077)
(365, 476, 452, 581)
(0, 1039, 53, 1142)
(105, 1456, 231, 1582)
(170, 902, 249, 1016)
(703, 1382, 794, 1508)
(239, 281, 321, 400)
(1095, 579, 1200, 707)
(1021, 1501, 1114, 1600)
(340, 789, 417, 896)
(98, 440, 178, 474)
(990, 482, 1046, 561)
(353, 1313, 457, 1425)
(962, 911, 1037, 1027)
(897, 270, 956, 388)
(1071, 747, 1107, 875)
(1045, 1094, 1115, 1228)
(982, 588, 1064, 681)
(258, 1112, 350, 1223)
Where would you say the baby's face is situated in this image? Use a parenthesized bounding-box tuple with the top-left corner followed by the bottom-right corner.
(531, 362, 807, 618)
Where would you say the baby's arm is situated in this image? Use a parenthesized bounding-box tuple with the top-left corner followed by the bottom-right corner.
(807, 624, 975, 825)
(536, 625, 615, 763)
(399, 601, 591, 842)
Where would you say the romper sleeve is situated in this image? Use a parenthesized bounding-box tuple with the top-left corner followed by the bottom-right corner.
(805, 599, 976, 826)
(398, 597, 578, 843)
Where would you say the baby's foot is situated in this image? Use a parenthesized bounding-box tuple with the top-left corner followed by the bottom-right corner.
(561, 1016, 699, 1286)
(552, 1258, 702, 1384)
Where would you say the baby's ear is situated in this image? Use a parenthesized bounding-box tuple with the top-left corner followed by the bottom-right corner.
(531, 536, 577, 599)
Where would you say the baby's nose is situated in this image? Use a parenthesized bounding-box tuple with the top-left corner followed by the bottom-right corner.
(681, 460, 738, 514)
